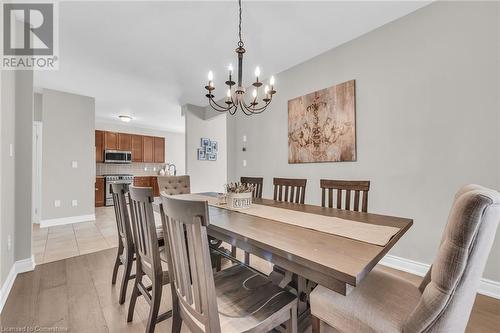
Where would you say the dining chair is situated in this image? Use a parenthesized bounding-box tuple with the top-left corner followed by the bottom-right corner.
(273, 177, 307, 204)
(156, 175, 191, 195)
(240, 176, 264, 199)
(159, 194, 298, 333)
(110, 183, 165, 305)
(127, 186, 172, 333)
(320, 179, 370, 212)
(155, 175, 223, 271)
(310, 184, 500, 333)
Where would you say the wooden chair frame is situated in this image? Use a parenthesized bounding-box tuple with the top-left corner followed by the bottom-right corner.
(273, 178, 307, 204)
(320, 180, 370, 212)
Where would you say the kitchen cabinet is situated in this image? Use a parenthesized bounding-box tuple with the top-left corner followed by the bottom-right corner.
(95, 177, 105, 207)
(131, 135, 143, 162)
(151, 177, 160, 196)
(143, 136, 154, 162)
(154, 137, 165, 163)
(118, 133, 132, 151)
(95, 130, 104, 162)
(96, 130, 166, 163)
(133, 176, 151, 187)
(104, 131, 119, 150)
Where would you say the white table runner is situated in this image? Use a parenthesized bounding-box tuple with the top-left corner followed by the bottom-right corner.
(170, 194, 400, 246)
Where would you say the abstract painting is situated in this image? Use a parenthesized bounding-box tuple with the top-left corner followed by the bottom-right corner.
(288, 80, 356, 163)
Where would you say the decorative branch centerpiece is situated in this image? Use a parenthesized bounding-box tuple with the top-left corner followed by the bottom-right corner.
(225, 182, 254, 209)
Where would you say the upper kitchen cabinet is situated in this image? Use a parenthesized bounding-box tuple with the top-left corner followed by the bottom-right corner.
(143, 136, 154, 162)
(118, 133, 132, 151)
(95, 130, 104, 162)
(104, 131, 119, 150)
(154, 137, 165, 163)
(131, 134, 143, 162)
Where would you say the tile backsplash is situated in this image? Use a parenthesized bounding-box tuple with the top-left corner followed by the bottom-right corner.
(96, 163, 168, 176)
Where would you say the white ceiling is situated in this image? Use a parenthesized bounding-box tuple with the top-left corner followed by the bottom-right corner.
(34, 1, 430, 133)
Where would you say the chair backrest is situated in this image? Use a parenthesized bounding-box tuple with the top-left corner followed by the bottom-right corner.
(273, 177, 307, 204)
(157, 175, 191, 196)
(404, 185, 500, 333)
(240, 176, 264, 198)
(160, 195, 221, 333)
(110, 183, 134, 249)
(128, 186, 163, 279)
(320, 180, 370, 212)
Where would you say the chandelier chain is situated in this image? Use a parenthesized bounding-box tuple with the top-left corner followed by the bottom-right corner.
(238, 0, 243, 47)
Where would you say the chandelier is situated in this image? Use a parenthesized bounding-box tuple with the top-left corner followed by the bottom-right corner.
(204, 0, 276, 115)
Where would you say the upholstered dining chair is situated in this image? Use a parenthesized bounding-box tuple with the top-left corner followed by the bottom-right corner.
(127, 186, 172, 333)
(156, 175, 190, 196)
(273, 177, 307, 204)
(310, 184, 500, 333)
(320, 179, 370, 212)
(159, 194, 298, 333)
(110, 183, 165, 305)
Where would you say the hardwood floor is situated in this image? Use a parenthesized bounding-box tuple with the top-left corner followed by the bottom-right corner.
(1, 248, 498, 332)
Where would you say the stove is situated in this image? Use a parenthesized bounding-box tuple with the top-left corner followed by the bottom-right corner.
(104, 174, 134, 206)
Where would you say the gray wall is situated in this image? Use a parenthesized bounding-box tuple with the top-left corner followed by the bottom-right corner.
(227, 1, 500, 280)
(184, 104, 227, 193)
(42, 89, 95, 221)
(1, 20, 34, 286)
(34, 92, 42, 122)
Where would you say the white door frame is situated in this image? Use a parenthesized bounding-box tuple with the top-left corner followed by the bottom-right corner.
(32, 121, 42, 224)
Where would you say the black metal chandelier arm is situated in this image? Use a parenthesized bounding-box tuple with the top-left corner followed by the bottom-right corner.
(208, 97, 233, 112)
(240, 98, 272, 114)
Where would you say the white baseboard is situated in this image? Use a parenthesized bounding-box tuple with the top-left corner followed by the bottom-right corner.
(380, 254, 500, 299)
(40, 214, 95, 228)
(0, 256, 35, 313)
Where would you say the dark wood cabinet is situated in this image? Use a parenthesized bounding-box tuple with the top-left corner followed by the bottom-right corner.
(118, 133, 132, 151)
(153, 137, 165, 163)
(131, 135, 143, 162)
(104, 131, 119, 150)
(133, 176, 151, 187)
(95, 130, 104, 163)
(95, 130, 165, 163)
(151, 177, 159, 196)
(143, 136, 154, 162)
(95, 177, 105, 207)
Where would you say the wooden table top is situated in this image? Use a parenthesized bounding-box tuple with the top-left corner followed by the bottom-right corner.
(154, 194, 412, 293)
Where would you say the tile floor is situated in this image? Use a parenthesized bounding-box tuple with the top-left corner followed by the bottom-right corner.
(32, 206, 119, 264)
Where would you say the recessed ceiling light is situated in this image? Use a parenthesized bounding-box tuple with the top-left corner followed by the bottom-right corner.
(119, 115, 132, 123)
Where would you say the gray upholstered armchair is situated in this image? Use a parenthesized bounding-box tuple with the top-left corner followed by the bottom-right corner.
(156, 175, 190, 196)
(310, 184, 500, 333)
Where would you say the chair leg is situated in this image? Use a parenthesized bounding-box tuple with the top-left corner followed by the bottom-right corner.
(244, 251, 250, 265)
(171, 295, 182, 333)
(111, 245, 123, 284)
(284, 303, 297, 333)
(118, 255, 133, 305)
(231, 245, 237, 258)
(145, 280, 162, 333)
(311, 314, 320, 333)
(127, 276, 140, 322)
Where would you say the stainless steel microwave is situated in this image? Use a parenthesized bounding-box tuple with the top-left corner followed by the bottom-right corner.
(104, 150, 132, 164)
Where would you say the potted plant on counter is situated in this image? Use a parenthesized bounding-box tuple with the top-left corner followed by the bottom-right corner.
(225, 182, 254, 209)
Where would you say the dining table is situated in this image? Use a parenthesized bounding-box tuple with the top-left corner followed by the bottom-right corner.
(153, 192, 413, 332)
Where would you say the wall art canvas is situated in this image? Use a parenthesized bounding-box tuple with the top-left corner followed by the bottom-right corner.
(288, 80, 356, 163)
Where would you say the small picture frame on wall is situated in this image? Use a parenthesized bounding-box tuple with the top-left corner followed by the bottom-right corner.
(201, 138, 210, 147)
(197, 148, 206, 160)
(206, 146, 213, 154)
(208, 153, 217, 161)
(211, 141, 218, 152)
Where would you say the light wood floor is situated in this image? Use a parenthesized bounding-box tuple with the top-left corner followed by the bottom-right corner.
(1, 248, 499, 332)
